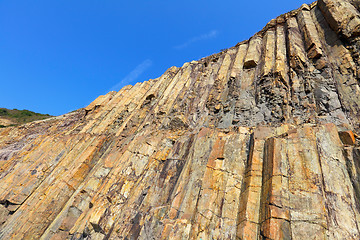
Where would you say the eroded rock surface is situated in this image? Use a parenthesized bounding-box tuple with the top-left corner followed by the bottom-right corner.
(1, 1, 360, 239)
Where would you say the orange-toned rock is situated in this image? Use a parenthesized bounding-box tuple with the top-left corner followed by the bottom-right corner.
(1, 1, 360, 239)
(339, 130, 356, 145)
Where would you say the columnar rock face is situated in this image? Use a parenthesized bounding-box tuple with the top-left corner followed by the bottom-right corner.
(1, 1, 360, 239)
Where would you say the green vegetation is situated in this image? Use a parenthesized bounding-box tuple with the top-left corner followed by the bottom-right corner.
(0, 108, 53, 127)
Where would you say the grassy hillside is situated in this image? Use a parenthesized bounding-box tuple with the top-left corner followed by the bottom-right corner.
(0, 108, 53, 128)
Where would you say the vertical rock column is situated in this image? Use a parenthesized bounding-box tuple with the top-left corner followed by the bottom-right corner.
(316, 124, 360, 239)
(287, 125, 328, 239)
(236, 132, 264, 239)
(259, 137, 291, 239)
(286, 15, 317, 124)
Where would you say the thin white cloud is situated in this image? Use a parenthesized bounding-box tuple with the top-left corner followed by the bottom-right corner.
(109, 59, 153, 92)
(174, 30, 219, 50)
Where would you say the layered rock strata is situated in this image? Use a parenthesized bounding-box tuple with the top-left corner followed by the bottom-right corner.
(1, 1, 360, 239)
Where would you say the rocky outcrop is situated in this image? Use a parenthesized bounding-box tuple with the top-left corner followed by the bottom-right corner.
(0, 118, 15, 127)
(1, 1, 360, 239)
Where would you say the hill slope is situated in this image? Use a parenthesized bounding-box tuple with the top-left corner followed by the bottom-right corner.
(1, 0, 360, 239)
(0, 108, 52, 128)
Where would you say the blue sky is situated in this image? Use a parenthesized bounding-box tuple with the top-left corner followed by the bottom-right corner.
(0, 0, 307, 116)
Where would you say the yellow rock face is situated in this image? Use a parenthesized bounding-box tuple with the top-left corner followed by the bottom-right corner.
(1, 1, 360, 239)
(0, 118, 16, 127)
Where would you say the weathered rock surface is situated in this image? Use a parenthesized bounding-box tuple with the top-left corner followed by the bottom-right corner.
(0, 118, 15, 127)
(1, 1, 360, 239)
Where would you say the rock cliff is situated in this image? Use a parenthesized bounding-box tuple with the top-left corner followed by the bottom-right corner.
(1, 1, 360, 239)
